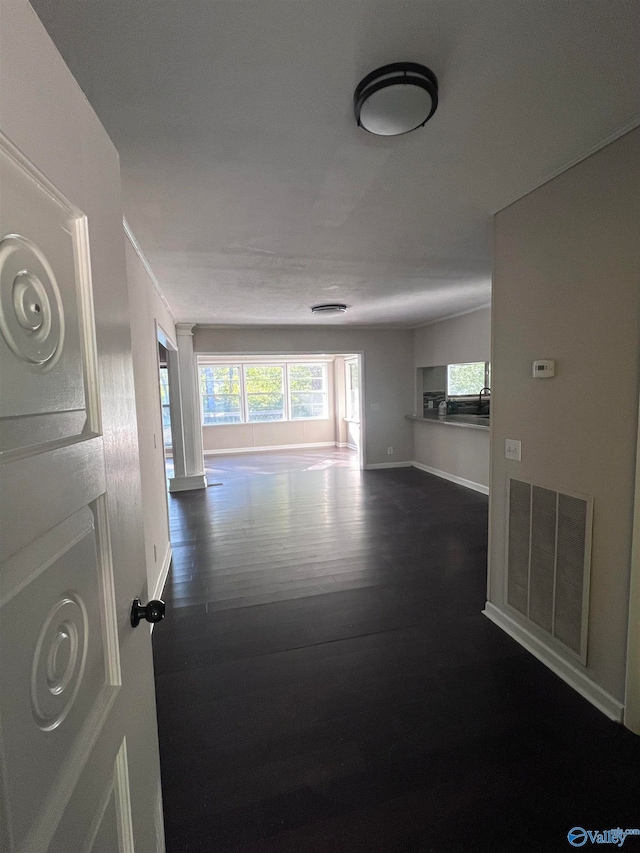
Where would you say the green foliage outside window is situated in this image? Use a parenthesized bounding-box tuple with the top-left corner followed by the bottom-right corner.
(346, 360, 359, 421)
(199, 362, 328, 424)
(159, 366, 172, 445)
(200, 365, 242, 424)
(447, 362, 490, 397)
(289, 365, 326, 418)
(244, 366, 283, 395)
(289, 365, 324, 391)
(245, 366, 285, 421)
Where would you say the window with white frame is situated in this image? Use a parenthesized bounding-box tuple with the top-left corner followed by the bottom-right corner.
(446, 362, 491, 398)
(345, 359, 359, 421)
(245, 365, 285, 422)
(200, 365, 242, 424)
(159, 366, 172, 445)
(199, 361, 328, 424)
(289, 364, 327, 419)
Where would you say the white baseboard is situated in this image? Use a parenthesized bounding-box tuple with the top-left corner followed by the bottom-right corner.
(204, 441, 336, 456)
(153, 544, 172, 601)
(412, 460, 489, 495)
(365, 461, 413, 470)
(168, 473, 207, 492)
(483, 601, 624, 722)
(150, 544, 172, 634)
(336, 442, 358, 450)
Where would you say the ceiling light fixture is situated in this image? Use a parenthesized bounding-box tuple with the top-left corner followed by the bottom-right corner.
(354, 62, 438, 137)
(311, 303, 347, 315)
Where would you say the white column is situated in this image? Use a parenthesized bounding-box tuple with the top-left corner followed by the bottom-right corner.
(168, 323, 207, 492)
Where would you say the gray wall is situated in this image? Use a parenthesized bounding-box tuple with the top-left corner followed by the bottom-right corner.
(488, 128, 640, 702)
(193, 327, 414, 466)
(414, 307, 491, 368)
(413, 307, 491, 488)
(414, 425, 490, 490)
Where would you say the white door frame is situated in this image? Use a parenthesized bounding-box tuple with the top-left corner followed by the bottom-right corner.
(155, 321, 177, 599)
(356, 353, 366, 470)
(625, 395, 640, 735)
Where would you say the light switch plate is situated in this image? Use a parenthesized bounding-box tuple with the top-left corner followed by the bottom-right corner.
(505, 439, 521, 461)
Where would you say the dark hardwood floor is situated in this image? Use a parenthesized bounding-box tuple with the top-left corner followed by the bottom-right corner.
(153, 448, 640, 853)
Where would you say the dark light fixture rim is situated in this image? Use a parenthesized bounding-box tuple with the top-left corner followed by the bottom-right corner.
(354, 62, 437, 102)
(311, 303, 348, 314)
(353, 62, 439, 135)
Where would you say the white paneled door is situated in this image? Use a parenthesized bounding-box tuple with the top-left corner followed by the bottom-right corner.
(0, 4, 164, 852)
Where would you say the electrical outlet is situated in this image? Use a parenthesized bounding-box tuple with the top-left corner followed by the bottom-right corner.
(387, 446, 394, 455)
(505, 439, 521, 461)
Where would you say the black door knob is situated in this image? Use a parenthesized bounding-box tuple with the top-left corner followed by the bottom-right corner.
(131, 598, 166, 627)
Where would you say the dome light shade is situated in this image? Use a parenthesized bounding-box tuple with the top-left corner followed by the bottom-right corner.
(354, 63, 438, 136)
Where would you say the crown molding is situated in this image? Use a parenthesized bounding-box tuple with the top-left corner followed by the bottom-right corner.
(492, 116, 640, 215)
(411, 303, 492, 331)
(122, 218, 176, 324)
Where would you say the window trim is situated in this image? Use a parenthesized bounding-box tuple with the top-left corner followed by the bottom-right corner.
(345, 357, 360, 423)
(199, 360, 330, 425)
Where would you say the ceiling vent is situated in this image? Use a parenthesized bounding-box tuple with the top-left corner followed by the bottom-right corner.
(354, 62, 438, 137)
(311, 303, 347, 315)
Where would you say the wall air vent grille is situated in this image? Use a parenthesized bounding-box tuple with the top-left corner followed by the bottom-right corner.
(506, 478, 592, 663)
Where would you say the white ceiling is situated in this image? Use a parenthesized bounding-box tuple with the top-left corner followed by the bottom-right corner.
(30, 1, 640, 327)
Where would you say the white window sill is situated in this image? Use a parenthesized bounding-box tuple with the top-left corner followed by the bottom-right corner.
(203, 417, 331, 427)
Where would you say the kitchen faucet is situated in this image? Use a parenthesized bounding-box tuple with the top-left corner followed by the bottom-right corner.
(478, 387, 491, 413)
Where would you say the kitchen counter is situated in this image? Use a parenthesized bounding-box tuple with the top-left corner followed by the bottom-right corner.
(406, 413, 490, 431)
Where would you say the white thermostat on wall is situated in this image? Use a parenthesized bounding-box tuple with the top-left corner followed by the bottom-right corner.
(532, 359, 555, 378)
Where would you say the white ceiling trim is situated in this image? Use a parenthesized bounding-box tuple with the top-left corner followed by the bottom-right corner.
(492, 115, 640, 215)
(411, 302, 491, 331)
(195, 323, 411, 331)
(198, 354, 342, 364)
(123, 218, 176, 324)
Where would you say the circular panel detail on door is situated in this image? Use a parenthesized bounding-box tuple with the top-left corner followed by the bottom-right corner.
(30, 593, 88, 731)
(0, 233, 65, 369)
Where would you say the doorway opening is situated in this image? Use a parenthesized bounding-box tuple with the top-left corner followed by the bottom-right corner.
(342, 355, 361, 458)
(156, 325, 178, 487)
(195, 352, 365, 469)
(158, 342, 173, 482)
